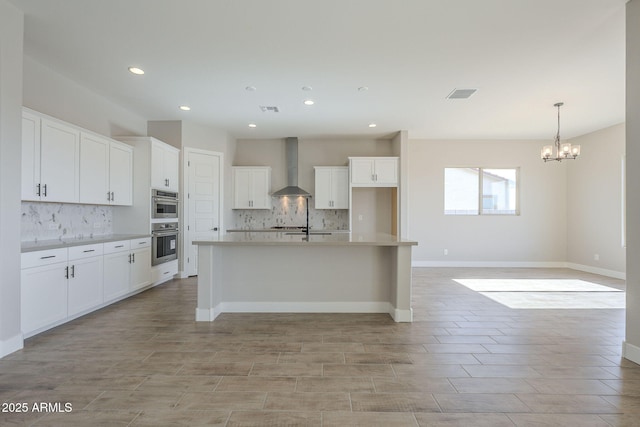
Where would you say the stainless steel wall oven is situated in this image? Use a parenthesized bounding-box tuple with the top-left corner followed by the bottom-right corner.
(152, 189, 179, 219)
(152, 222, 178, 266)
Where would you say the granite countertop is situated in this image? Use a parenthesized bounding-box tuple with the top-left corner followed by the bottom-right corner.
(21, 234, 151, 253)
(193, 232, 417, 247)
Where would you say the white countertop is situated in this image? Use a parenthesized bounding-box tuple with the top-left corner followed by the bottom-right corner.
(193, 232, 417, 247)
(21, 234, 151, 253)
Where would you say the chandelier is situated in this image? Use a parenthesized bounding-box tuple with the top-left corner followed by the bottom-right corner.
(541, 102, 580, 162)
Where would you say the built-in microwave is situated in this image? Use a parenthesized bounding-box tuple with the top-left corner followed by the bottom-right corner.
(152, 189, 178, 219)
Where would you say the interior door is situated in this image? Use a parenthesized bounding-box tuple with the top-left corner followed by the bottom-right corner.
(186, 149, 222, 276)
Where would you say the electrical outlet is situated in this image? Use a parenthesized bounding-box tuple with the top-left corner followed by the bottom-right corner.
(358, 214, 364, 221)
(443, 249, 448, 255)
(94, 222, 102, 229)
(594, 254, 600, 261)
(48, 223, 57, 230)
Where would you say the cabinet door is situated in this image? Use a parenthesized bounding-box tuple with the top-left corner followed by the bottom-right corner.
(331, 167, 350, 209)
(314, 168, 333, 209)
(68, 256, 104, 317)
(150, 142, 166, 189)
(250, 168, 271, 209)
(109, 142, 133, 206)
(130, 246, 151, 290)
(374, 158, 398, 185)
(40, 119, 80, 202)
(103, 251, 131, 302)
(79, 133, 110, 205)
(21, 111, 41, 201)
(233, 168, 252, 208)
(350, 159, 375, 185)
(164, 148, 180, 192)
(21, 262, 68, 334)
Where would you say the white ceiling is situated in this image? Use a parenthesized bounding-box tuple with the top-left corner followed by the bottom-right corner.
(10, 0, 627, 140)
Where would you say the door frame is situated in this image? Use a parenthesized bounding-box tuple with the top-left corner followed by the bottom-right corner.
(180, 147, 224, 278)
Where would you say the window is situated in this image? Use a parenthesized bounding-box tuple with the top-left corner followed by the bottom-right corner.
(444, 167, 519, 215)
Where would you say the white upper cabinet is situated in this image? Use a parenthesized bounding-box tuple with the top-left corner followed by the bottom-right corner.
(40, 118, 81, 202)
(314, 166, 349, 209)
(79, 133, 133, 206)
(108, 142, 133, 205)
(349, 157, 398, 187)
(232, 167, 271, 209)
(21, 110, 41, 201)
(79, 133, 110, 204)
(22, 108, 132, 205)
(151, 140, 180, 191)
(23, 116, 81, 203)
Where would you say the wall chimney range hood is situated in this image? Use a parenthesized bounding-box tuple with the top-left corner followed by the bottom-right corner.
(271, 137, 311, 197)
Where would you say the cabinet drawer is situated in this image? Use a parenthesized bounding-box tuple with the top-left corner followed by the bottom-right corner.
(68, 243, 104, 260)
(21, 248, 68, 269)
(103, 240, 130, 254)
(130, 237, 151, 249)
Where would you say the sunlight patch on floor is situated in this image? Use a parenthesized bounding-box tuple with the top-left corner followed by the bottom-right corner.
(453, 279, 625, 309)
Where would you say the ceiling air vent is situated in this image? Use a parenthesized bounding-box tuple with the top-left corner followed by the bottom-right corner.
(446, 88, 477, 99)
(259, 105, 280, 113)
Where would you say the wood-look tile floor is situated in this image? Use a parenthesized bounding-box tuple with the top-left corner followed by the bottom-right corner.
(1, 268, 636, 426)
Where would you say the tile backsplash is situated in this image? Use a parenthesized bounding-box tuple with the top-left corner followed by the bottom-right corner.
(21, 202, 112, 242)
(233, 197, 348, 230)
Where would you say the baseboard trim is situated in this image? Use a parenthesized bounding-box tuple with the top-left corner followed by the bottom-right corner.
(412, 261, 566, 268)
(218, 301, 391, 315)
(566, 263, 626, 280)
(0, 333, 24, 359)
(195, 307, 220, 321)
(391, 308, 413, 322)
(623, 341, 640, 365)
(411, 260, 626, 280)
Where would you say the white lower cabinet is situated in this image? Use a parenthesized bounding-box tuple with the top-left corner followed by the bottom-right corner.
(130, 238, 152, 290)
(21, 259, 69, 335)
(67, 244, 104, 317)
(151, 259, 178, 284)
(21, 237, 152, 337)
(103, 238, 152, 300)
(103, 240, 132, 302)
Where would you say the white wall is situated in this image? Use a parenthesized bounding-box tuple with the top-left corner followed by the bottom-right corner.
(23, 56, 147, 137)
(148, 120, 235, 232)
(0, 0, 24, 357)
(408, 139, 568, 265)
(234, 137, 395, 231)
(567, 123, 625, 276)
(625, 0, 640, 364)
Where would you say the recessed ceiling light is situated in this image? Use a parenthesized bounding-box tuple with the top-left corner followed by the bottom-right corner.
(245, 86, 257, 91)
(248, 123, 257, 128)
(303, 100, 315, 106)
(128, 67, 145, 75)
(179, 105, 191, 111)
(302, 86, 313, 91)
(368, 123, 377, 128)
(358, 86, 369, 92)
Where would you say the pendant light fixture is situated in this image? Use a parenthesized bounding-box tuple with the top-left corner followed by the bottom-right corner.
(541, 102, 580, 162)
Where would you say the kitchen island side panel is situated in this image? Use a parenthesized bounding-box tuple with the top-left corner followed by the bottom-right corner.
(195, 232, 416, 321)
(219, 246, 391, 303)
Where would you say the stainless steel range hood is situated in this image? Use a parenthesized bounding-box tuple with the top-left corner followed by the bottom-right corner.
(271, 137, 311, 197)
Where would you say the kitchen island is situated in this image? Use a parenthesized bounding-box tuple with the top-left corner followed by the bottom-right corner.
(193, 232, 417, 322)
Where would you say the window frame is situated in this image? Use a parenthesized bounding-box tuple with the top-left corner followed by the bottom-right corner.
(444, 166, 520, 216)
